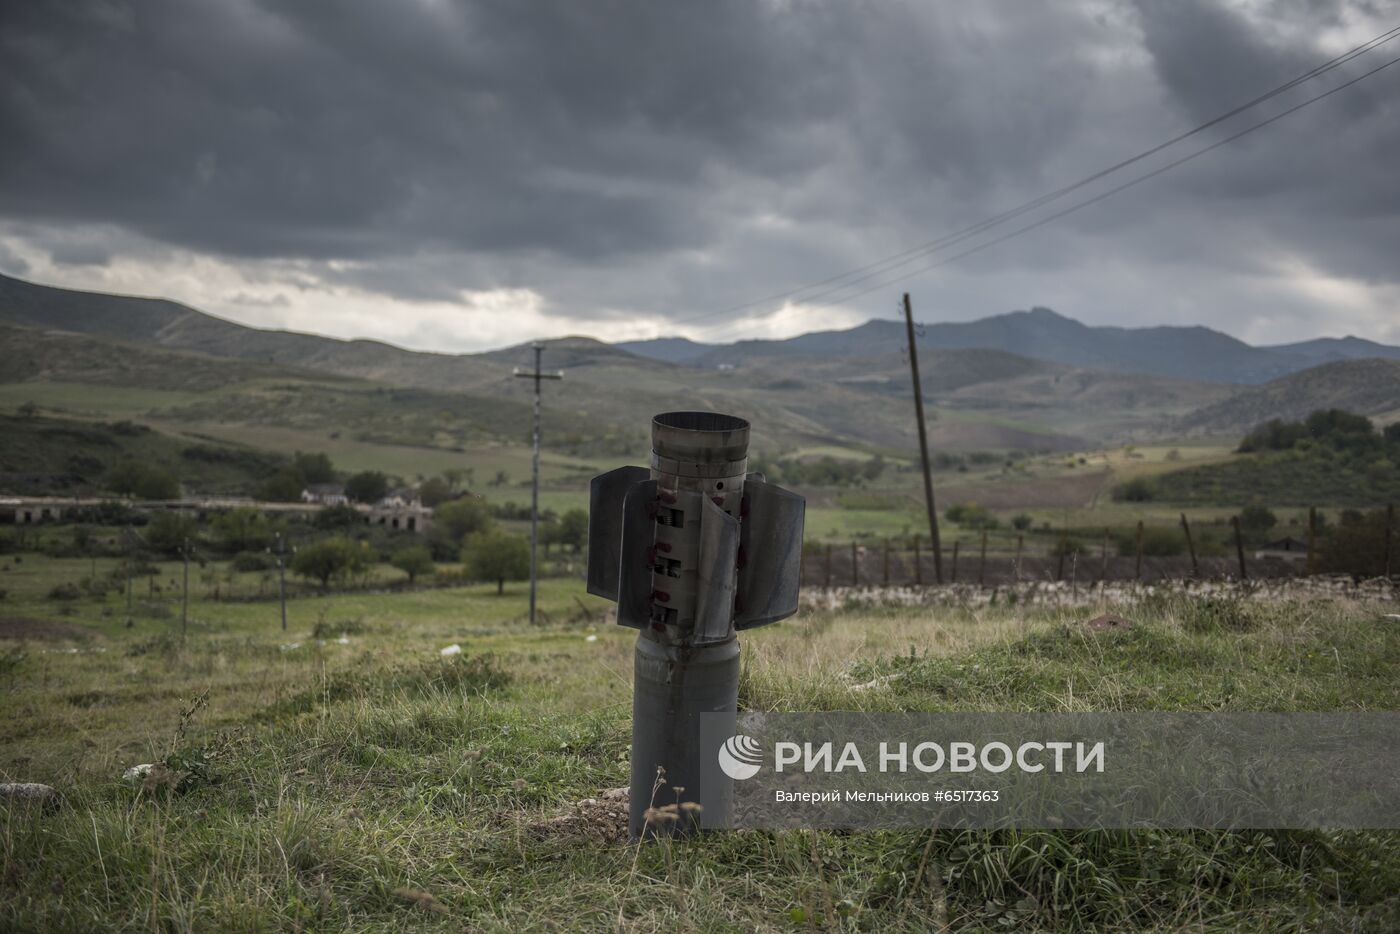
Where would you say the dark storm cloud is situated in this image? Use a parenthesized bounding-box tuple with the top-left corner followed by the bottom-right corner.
(1, 0, 1397, 343)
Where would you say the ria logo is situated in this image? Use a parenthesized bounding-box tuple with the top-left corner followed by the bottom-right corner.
(717, 735, 763, 780)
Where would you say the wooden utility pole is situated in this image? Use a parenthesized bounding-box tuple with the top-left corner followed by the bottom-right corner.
(275, 533, 287, 632)
(514, 343, 563, 626)
(978, 529, 988, 587)
(1231, 516, 1248, 581)
(1306, 507, 1317, 576)
(1180, 513, 1199, 578)
(124, 525, 134, 627)
(903, 293, 943, 583)
(1134, 520, 1144, 581)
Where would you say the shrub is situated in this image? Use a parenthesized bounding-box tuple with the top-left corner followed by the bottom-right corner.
(231, 551, 275, 572)
(48, 582, 82, 601)
(1011, 513, 1034, 531)
(1112, 477, 1155, 502)
(945, 502, 998, 529)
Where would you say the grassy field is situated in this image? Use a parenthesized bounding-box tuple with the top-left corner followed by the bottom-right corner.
(3, 549, 1399, 930)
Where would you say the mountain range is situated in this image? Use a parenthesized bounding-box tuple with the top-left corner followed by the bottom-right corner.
(618, 307, 1400, 384)
(1, 272, 1397, 453)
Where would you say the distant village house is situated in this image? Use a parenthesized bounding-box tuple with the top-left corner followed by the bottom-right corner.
(1254, 536, 1309, 564)
(301, 483, 348, 506)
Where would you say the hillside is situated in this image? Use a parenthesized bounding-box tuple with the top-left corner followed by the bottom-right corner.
(0, 412, 286, 497)
(1178, 359, 1400, 435)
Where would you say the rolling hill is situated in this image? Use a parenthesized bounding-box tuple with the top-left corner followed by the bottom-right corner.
(1177, 359, 1400, 436)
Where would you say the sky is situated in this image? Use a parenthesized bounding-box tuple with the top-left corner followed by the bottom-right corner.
(1, 0, 1398, 353)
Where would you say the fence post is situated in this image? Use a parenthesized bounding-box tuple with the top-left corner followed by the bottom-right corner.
(883, 539, 890, 586)
(1180, 513, 1198, 579)
(825, 543, 832, 589)
(951, 540, 959, 583)
(1056, 526, 1067, 581)
(1134, 520, 1144, 581)
(1014, 534, 1023, 584)
(1232, 515, 1248, 581)
(913, 535, 922, 586)
(978, 529, 988, 587)
(851, 541, 859, 587)
(1100, 527, 1109, 583)
(1306, 507, 1317, 577)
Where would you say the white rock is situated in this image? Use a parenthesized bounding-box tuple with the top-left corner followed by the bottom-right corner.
(334, 635, 350, 645)
(0, 782, 57, 805)
(585, 634, 598, 642)
(123, 764, 155, 783)
(440, 644, 462, 657)
(280, 642, 301, 651)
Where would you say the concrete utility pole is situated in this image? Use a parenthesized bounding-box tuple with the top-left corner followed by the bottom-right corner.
(514, 342, 563, 626)
(903, 293, 943, 583)
(181, 537, 190, 639)
(275, 533, 287, 632)
(588, 412, 805, 838)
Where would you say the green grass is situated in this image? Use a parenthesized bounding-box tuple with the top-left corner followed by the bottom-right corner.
(3, 548, 1399, 930)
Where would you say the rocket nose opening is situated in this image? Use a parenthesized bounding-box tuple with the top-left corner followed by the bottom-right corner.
(653, 411, 750, 434)
(652, 411, 750, 465)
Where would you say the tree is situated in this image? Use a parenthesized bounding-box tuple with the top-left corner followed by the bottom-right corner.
(1011, 513, 1034, 531)
(258, 451, 338, 502)
(462, 529, 530, 595)
(146, 513, 199, 557)
(292, 536, 371, 591)
(391, 544, 435, 584)
(345, 471, 390, 504)
(314, 504, 363, 530)
(555, 508, 589, 552)
(292, 451, 335, 484)
(211, 508, 279, 554)
(418, 476, 453, 507)
(430, 496, 494, 558)
(107, 458, 179, 500)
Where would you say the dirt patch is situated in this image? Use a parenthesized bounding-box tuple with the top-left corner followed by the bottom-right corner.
(0, 617, 97, 641)
(1084, 613, 1136, 632)
(528, 786, 629, 843)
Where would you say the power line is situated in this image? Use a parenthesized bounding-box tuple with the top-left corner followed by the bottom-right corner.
(705, 44, 1400, 343)
(798, 51, 1400, 309)
(670, 23, 1400, 336)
